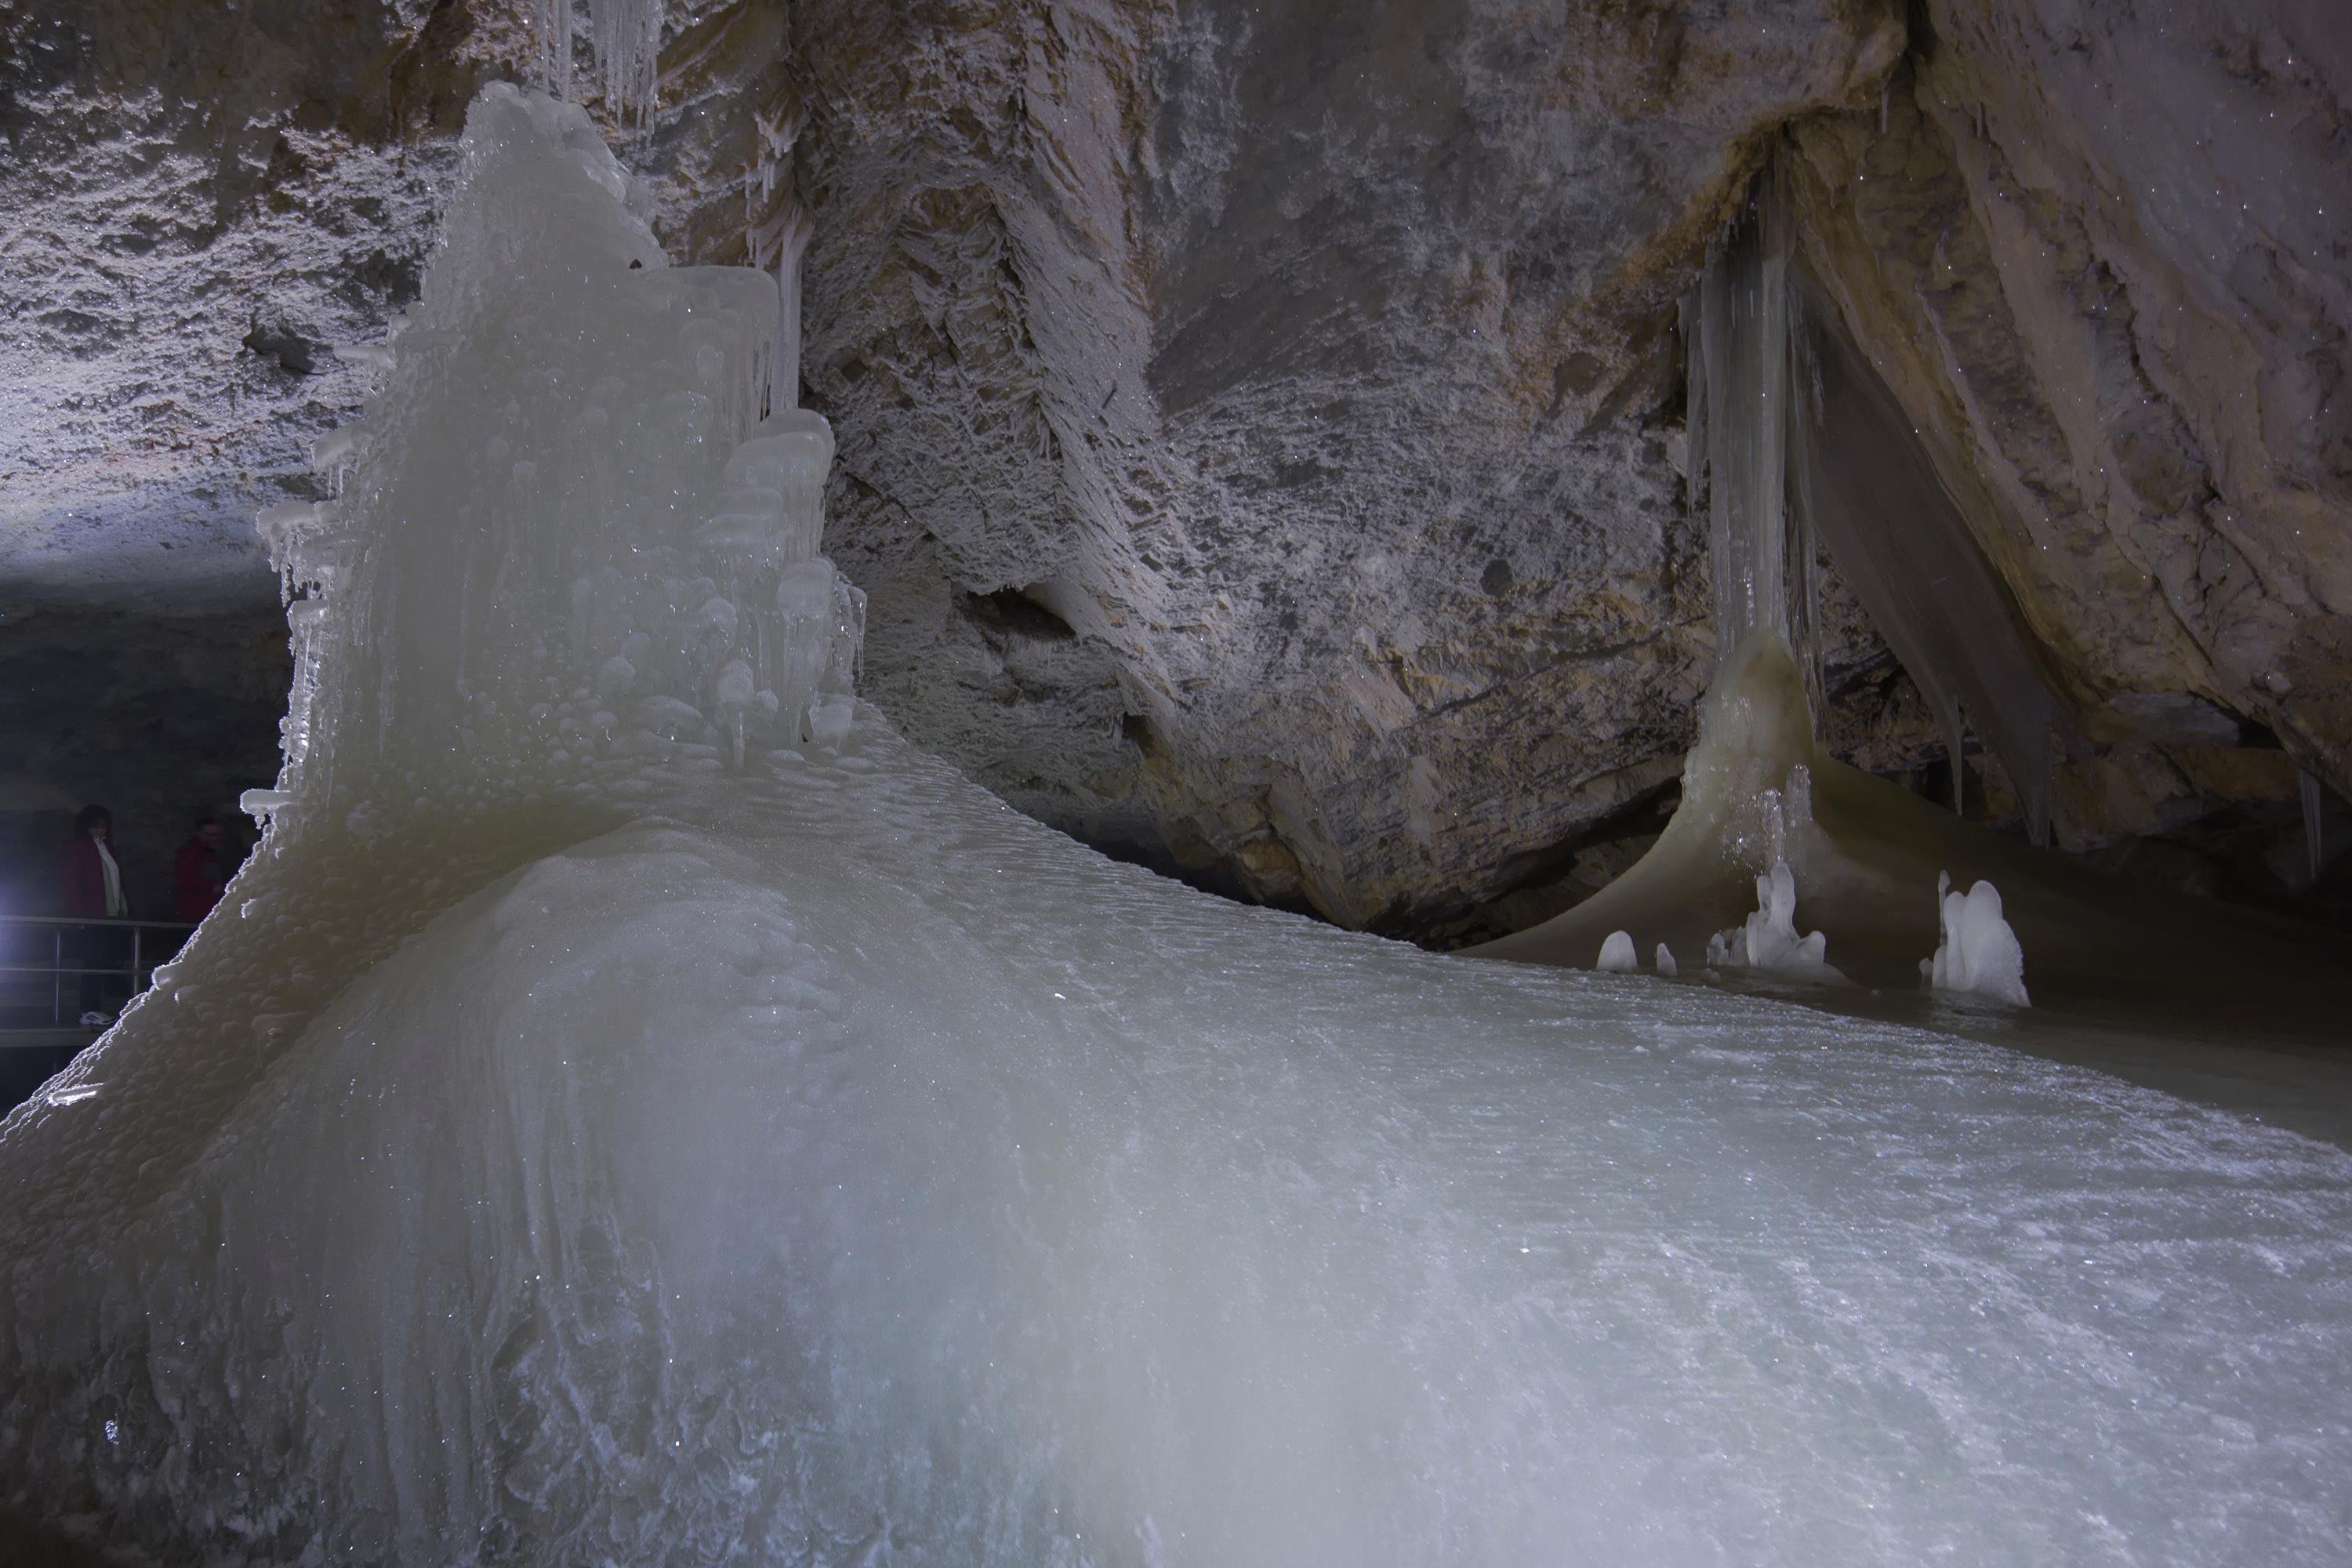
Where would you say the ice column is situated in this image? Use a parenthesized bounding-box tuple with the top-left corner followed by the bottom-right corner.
(1689, 169, 1819, 707)
(1686, 165, 2067, 840)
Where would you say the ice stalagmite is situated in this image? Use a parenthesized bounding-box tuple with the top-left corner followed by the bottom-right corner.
(7, 85, 2352, 1568)
(1926, 871, 2031, 1006)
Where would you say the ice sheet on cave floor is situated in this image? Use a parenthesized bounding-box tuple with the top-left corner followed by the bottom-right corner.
(5, 719, 2352, 1566)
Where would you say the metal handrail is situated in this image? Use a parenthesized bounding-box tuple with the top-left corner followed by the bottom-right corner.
(0, 914, 198, 1029)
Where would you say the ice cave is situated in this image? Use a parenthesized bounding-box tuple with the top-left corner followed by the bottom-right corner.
(3, 4, 2351, 1564)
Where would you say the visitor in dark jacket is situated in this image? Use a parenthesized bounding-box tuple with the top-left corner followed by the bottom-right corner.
(174, 816, 234, 923)
(61, 804, 131, 1025)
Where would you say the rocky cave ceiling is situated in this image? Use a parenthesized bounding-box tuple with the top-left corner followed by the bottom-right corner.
(3, 0, 2347, 935)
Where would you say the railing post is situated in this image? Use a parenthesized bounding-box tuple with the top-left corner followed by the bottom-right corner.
(52, 924, 63, 1025)
(132, 923, 142, 1000)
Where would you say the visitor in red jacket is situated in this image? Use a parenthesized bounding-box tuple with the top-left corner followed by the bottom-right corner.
(174, 816, 234, 923)
(60, 805, 130, 1025)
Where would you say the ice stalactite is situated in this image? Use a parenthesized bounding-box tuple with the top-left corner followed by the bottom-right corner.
(1681, 166, 2062, 834)
(749, 103, 804, 257)
(1685, 168, 1821, 709)
(539, 0, 575, 101)
(539, 0, 666, 123)
(588, 0, 666, 123)
(2303, 769, 2328, 881)
(773, 203, 813, 416)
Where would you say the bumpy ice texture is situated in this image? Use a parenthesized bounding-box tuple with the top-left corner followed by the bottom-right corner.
(3, 85, 2352, 1568)
(1926, 872, 2032, 1007)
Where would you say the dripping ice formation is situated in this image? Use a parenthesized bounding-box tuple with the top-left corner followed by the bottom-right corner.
(7, 85, 2352, 1565)
(539, 0, 666, 123)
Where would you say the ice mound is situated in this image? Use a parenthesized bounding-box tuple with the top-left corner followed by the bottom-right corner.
(1926, 871, 2031, 1006)
(1596, 929, 1639, 972)
(6, 84, 2352, 1566)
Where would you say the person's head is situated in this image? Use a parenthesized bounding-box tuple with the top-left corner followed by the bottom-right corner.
(74, 804, 112, 843)
(194, 815, 223, 847)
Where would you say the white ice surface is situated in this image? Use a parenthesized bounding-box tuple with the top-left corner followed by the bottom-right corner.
(8, 726, 2352, 1565)
(3, 85, 2351, 1568)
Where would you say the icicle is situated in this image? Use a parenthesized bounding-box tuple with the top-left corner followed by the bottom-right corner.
(540, 0, 574, 102)
(772, 204, 813, 415)
(588, 0, 664, 124)
(541, 0, 662, 122)
(1679, 289, 1708, 525)
(1695, 163, 1810, 688)
(2303, 770, 2328, 881)
(749, 105, 804, 236)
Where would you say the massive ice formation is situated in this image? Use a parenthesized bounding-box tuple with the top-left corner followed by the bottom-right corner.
(6, 85, 2352, 1567)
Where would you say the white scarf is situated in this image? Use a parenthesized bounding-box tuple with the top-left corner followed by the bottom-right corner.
(93, 837, 127, 918)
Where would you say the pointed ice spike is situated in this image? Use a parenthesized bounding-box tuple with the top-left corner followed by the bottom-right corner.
(772, 205, 813, 416)
(2303, 770, 2328, 882)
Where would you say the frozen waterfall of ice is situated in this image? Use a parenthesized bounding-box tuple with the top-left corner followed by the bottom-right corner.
(5, 84, 2352, 1567)
(1926, 872, 2031, 1007)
